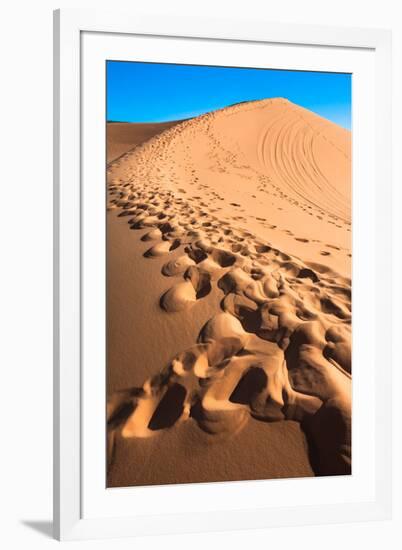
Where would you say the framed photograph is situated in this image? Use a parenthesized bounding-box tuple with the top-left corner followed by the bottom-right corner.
(53, 8, 392, 540)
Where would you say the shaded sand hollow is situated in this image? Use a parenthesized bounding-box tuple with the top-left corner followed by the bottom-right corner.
(106, 98, 352, 487)
(107, 121, 182, 163)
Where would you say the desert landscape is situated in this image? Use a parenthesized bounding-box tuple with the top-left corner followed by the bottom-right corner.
(106, 97, 351, 487)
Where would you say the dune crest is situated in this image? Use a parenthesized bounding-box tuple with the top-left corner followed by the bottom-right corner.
(107, 98, 352, 481)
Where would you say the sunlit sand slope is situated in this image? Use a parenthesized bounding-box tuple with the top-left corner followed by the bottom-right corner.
(106, 98, 352, 485)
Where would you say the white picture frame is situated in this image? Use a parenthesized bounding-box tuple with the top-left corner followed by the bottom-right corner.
(53, 8, 392, 541)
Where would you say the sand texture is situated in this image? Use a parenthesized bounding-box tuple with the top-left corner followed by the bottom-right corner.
(106, 98, 351, 487)
(107, 121, 182, 163)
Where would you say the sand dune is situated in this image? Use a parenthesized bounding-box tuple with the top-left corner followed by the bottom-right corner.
(107, 120, 181, 162)
(106, 98, 351, 486)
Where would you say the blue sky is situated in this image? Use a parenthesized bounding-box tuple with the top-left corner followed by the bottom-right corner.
(107, 61, 351, 130)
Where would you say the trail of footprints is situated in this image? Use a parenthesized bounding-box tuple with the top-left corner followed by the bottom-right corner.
(107, 170, 352, 476)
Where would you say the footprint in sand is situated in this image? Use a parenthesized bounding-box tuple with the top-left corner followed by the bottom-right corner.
(107, 98, 352, 477)
(160, 266, 212, 312)
(295, 237, 309, 243)
(144, 239, 181, 258)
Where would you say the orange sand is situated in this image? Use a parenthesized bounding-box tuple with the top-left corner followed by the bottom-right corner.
(106, 99, 351, 487)
(107, 121, 182, 163)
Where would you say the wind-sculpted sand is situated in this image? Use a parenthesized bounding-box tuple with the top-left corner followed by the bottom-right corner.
(106, 98, 352, 486)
